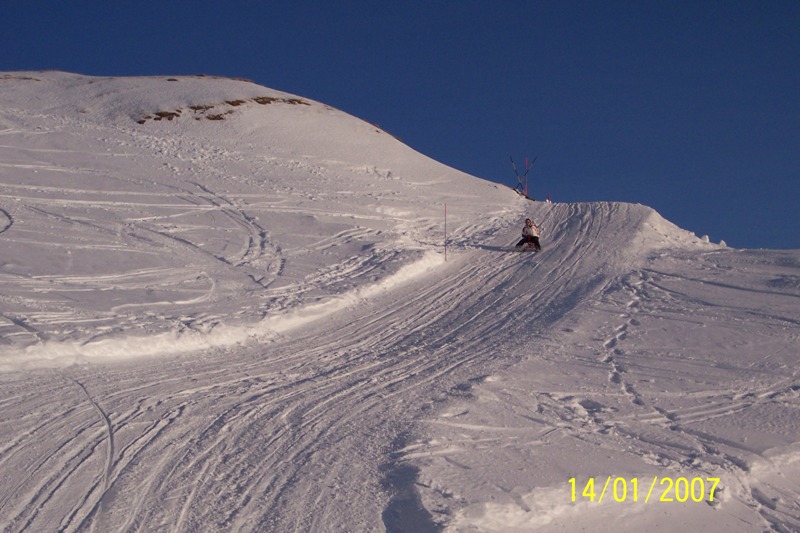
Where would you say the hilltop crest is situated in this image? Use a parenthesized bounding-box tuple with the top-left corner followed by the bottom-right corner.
(1, 71, 315, 123)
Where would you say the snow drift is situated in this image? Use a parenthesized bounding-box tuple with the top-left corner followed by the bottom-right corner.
(1, 72, 798, 532)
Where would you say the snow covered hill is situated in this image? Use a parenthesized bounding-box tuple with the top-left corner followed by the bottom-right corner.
(1, 72, 798, 532)
(0, 71, 517, 368)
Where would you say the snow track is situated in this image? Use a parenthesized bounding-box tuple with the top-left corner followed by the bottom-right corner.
(0, 200, 659, 531)
(415, 245, 800, 532)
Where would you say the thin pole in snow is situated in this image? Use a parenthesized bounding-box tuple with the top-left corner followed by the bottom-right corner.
(444, 203, 447, 261)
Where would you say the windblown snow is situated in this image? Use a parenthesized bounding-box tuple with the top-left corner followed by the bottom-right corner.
(1, 72, 798, 532)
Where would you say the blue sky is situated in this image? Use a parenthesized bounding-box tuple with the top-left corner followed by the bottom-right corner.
(2, 1, 798, 248)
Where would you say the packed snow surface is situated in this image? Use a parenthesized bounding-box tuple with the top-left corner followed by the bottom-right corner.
(1, 72, 798, 532)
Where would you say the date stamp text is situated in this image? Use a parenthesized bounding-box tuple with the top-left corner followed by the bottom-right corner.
(569, 476, 721, 503)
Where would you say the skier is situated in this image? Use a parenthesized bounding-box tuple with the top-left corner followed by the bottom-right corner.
(515, 218, 542, 251)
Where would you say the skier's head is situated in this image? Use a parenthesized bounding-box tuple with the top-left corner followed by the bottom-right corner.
(525, 218, 532, 226)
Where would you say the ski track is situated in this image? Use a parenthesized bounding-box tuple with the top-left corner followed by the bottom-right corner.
(0, 207, 12, 234)
(15, 199, 768, 533)
(411, 241, 800, 532)
(0, 200, 645, 532)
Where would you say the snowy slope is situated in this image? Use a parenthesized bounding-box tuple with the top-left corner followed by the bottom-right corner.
(1, 72, 798, 533)
(0, 72, 516, 368)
